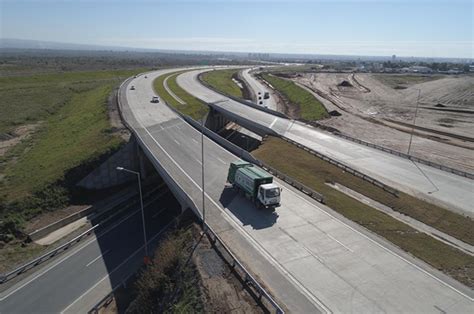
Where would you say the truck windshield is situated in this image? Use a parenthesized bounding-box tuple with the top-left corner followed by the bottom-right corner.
(266, 188, 280, 198)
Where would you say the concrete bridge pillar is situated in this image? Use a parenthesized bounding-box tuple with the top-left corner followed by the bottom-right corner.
(205, 108, 230, 132)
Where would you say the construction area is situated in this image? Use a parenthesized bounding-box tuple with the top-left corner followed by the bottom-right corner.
(270, 72, 474, 173)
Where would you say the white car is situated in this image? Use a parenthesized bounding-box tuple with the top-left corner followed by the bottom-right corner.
(151, 96, 160, 103)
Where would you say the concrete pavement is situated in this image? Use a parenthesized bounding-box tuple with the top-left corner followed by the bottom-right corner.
(241, 68, 278, 110)
(176, 69, 474, 218)
(120, 68, 473, 313)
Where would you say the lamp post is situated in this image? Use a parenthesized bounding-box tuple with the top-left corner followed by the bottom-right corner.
(116, 166, 149, 260)
(201, 117, 206, 231)
(407, 89, 421, 156)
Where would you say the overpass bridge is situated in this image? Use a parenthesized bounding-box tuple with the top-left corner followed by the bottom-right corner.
(177, 69, 474, 218)
(117, 68, 473, 312)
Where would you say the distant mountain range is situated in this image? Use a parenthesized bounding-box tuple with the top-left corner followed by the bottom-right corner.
(1, 38, 471, 63)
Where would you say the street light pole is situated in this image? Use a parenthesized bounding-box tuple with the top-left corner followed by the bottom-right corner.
(201, 118, 206, 231)
(407, 89, 421, 156)
(116, 167, 149, 259)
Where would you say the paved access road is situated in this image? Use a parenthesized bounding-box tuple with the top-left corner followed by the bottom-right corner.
(177, 69, 474, 218)
(120, 68, 473, 313)
(0, 194, 179, 313)
(240, 68, 278, 110)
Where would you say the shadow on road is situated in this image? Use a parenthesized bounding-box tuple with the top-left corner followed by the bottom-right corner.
(219, 187, 279, 230)
(87, 175, 181, 313)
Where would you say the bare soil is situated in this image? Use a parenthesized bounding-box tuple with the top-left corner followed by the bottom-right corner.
(194, 231, 263, 313)
(292, 73, 474, 172)
(0, 123, 40, 157)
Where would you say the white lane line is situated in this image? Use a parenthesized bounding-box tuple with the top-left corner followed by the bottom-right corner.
(61, 218, 176, 314)
(269, 117, 279, 130)
(195, 158, 202, 165)
(216, 157, 226, 164)
(173, 139, 180, 145)
(326, 234, 354, 253)
(0, 209, 141, 301)
(192, 138, 198, 144)
(86, 250, 111, 267)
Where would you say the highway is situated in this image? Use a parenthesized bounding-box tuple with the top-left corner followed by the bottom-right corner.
(0, 193, 179, 313)
(177, 69, 474, 217)
(240, 68, 278, 110)
(117, 68, 473, 312)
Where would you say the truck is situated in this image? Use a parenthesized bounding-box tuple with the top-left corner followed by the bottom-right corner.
(227, 160, 281, 208)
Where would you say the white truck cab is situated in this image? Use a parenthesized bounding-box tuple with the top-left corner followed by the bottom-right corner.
(257, 183, 281, 207)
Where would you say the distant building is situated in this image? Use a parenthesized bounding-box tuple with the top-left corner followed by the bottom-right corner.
(392, 54, 396, 62)
(401, 66, 433, 74)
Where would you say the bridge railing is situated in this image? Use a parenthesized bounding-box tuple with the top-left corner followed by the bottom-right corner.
(204, 223, 285, 314)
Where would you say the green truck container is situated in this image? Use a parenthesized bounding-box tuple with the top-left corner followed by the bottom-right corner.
(227, 160, 281, 208)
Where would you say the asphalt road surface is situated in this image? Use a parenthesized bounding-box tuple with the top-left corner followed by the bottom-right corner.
(0, 194, 179, 313)
(118, 68, 473, 313)
(177, 69, 474, 218)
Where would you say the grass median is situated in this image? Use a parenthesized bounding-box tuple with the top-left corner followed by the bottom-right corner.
(261, 73, 328, 121)
(253, 136, 474, 287)
(153, 71, 208, 121)
(200, 69, 243, 98)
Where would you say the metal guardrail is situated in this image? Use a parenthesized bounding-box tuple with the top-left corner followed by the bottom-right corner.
(204, 223, 285, 314)
(258, 160, 325, 204)
(0, 225, 99, 284)
(282, 136, 399, 197)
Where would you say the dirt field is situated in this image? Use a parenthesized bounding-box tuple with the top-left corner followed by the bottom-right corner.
(292, 73, 474, 172)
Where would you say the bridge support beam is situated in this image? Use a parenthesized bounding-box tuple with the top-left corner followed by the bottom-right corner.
(205, 108, 230, 132)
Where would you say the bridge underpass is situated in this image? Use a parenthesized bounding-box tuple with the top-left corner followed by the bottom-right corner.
(117, 69, 473, 313)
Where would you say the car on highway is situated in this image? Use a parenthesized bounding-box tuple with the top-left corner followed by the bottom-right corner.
(259, 101, 263, 105)
(130, 85, 135, 90)
(151, 96, 160, 103)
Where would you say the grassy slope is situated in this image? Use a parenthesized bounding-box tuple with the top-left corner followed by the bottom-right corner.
(253, 137, 474, 287)
(0, 69, 141, 134)
(3, 84, 123, 199)
(153, 71, 208, 121)
(262, 73, 328, 120)
(200, 69, 243, 98)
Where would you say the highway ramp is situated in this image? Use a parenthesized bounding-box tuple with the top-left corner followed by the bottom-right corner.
(176, 69, 474, 218)
(241, 67, 278, 110)
(118, 68, 473, 312)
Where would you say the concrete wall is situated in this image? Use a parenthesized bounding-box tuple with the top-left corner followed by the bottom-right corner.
(77, 138, 140, 190)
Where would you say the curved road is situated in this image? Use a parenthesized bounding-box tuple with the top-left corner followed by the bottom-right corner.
(176, 68, 474, 218)
(121, 68, 473, 312)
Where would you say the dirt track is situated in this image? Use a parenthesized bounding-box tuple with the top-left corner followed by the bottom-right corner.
(293, 73, 474, 172)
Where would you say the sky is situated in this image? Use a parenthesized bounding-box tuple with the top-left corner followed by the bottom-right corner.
(1, 0, 473, 58)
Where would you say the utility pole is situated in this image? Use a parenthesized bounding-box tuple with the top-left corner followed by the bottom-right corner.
(201, 117, 206, 231)
(407, 89, 421, 156)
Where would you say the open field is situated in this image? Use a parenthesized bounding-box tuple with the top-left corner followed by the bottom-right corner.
(0, 68, 144, 244)
(261, 73, 329, 120)
(200, 69, 244, 98)
(292, 72, 474, 172)
(153, 71, 208, 121)
(253, 136, 474, 287)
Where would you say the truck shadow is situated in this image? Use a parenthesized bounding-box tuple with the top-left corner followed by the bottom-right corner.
(219, 187, 279, 230)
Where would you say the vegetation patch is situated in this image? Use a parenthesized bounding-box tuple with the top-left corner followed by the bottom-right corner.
(153, 71, 209, 121)
(200, 69, 244, 98)
(261, 73, 328, 121)
(0, 69, 144, 243)
(126, 226, 204, 313)
(373, 74, 444, 89)
(253, 136, 474, 287)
